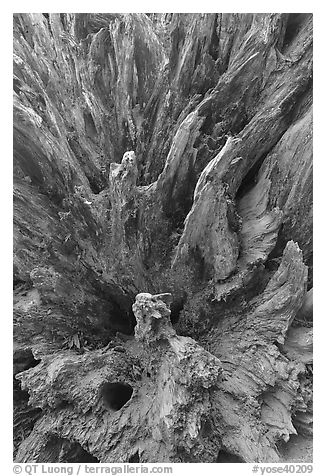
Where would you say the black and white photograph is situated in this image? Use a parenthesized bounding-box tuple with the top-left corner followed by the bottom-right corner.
(11, 6, 314, 469)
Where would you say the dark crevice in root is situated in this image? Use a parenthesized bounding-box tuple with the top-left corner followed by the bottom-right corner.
(90, 279, 136, 334)
(14, 348, 41, 375)
(107, 305, 136, 335)
(41, 13, 54, 39)
(41, 436, 100, 463)
(129, 451, 140, 463)
(265, 224, 287, 263)
(13, 377, 42, 457)
(101, 382, 133, 411)
(170, 296, 186, 325)
(200, 417, 214, 437)
(235, 125, 292, 204)
(13, 349, 42, 428)
(282, 14, 310, 51)
(216, 450, 244, 463)
(59, 14, 66, 29)
(235, 152, 267, 201)
(208, 14, 220, 61)
(162, 160, 198, 230)
(83, 111, 98, 140)
(13, 277, 32, 291)
(64, 444, 99, 463)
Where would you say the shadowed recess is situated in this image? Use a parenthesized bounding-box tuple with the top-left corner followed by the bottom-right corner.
(129, 451, 140, 462)
(216, 450, 244, 463)
(101, 382, 133, 411)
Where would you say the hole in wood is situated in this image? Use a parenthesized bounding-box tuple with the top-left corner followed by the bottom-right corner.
(101, 382, 133, 411)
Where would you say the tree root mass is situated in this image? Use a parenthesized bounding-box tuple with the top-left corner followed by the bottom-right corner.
(13, 13, 313, 463)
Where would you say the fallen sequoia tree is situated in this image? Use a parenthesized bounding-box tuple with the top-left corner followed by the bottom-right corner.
(13, 13, 313, 463)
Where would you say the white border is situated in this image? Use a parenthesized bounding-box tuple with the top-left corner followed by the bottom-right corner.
(2, 3, 325, 474)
